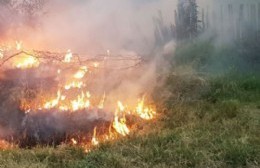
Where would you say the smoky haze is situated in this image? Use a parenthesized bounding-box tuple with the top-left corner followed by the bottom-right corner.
(0, 0, 177, 54)
(2, 0, 257, 53)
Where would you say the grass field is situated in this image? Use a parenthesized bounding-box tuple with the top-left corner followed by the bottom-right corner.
(0, 41, 259, 168)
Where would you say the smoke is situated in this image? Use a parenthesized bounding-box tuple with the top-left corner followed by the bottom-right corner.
(3, 0, 256, 147)
(0, 0, 178, 54)
(0, 0, 184, 147)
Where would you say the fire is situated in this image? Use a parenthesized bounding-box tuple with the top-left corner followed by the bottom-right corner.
(71, 138, 77, 145)
(93, 62, 99, 68)
(0, 42, 158, 152)
(113, 111, 130, 136)
(71, 92, 90, 111)
(104, 125, 114, 141)
(117, 101, 125, 112)
(64, 49, 73, 63)
(59, 105, 69, 111)
(86, 91, 91, 98)
(74, 66, 88, 79)
(16, 41, 22, 50)
(61, 95, 66, 100)
(43, 90, 61, 109)
(98, 92, 106, 109)
(91, 127, 99, 146)
(84, 148, 91, 153)
(14, 55, 39, 69)
(0, 49, 3, 59)
(136, 97, 156, 120)
(37, 89, 91, 112)
(0, 140, 13, 150)
(64, 81, 84, 90)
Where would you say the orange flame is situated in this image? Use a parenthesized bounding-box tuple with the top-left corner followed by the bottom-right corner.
(71, 138, 77, 145)
(71, 92, 90, 111)
(117, 101, 125, 112)
(9, 43, 158, 151)
(64, 49, 73, 63)
(64, 81, 84, 90)
(0, 49, 3, 59)
(113, 111, 130, 136)
(91, 127, 99, 146)
(43, 90, 61, 109)
(136, 97, 156, 120)
(16, 41, 22, 50)
(74, 66, 88, 79)
(93, 62, 99, 68)
(14, 55, 39, 69)
(98, 92, 106, 109)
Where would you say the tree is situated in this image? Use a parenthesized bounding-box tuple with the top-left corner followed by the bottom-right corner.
(175, 0, 199, 40)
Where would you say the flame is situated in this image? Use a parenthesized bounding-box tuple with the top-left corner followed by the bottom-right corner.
(91, 127, 99, 146)
(136, 97, 156, 120)
(71, 138, 77, 145)
(0, 49, 3, 59)
(14, 55, 39, 69)
(0, 140, 13, 150)
(84, 148, 91, 153)
(64, 81, 84, 90)
(61, 95, 66, 101)
(86, 91, 91, 98)
(43, 90, 61, 109)
(74, 66, 88, 79)
(38, 90, 92, 112)
(59, 105, 69, 111)
(16, 41, 22, 50)
(98, 92, 106, 109)
(105, 124, 114, 140)
(71, 92, 90, 111)
(117, 101, 125, 112)
(64, 49, 73, 63)
(113, 111, 130, 136)
(6, 43, 158, 151)
(93, 62, 99, 68)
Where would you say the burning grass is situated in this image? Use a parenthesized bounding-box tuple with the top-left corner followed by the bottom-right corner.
(0, 72, 259, 168)
(0, 41, 156, 152)
(0, 41, 259, 168)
